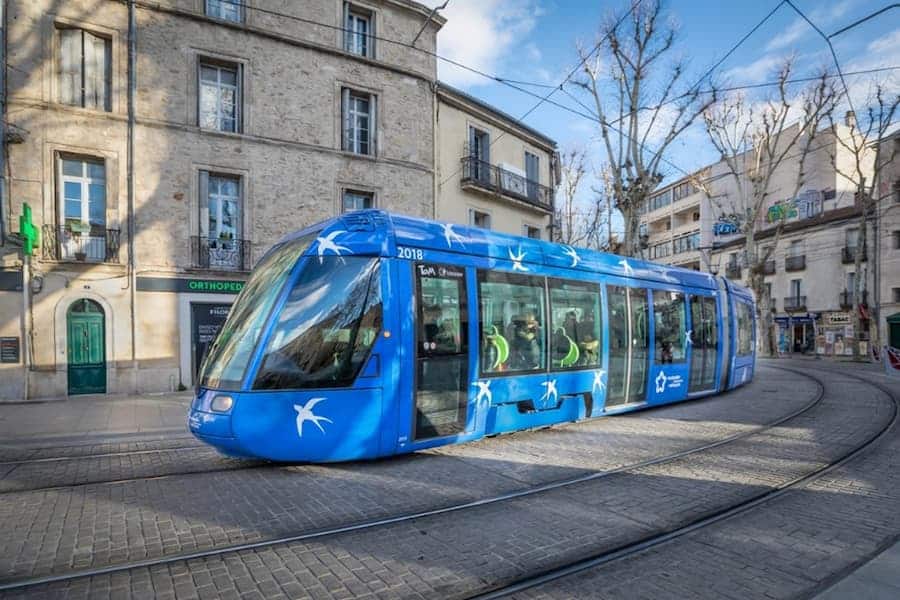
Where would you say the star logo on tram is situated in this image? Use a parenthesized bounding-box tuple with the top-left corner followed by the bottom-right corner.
(540, 379, 558, 404)
(655, 371, 668, 394)
(442, 223, 465, 248)
(473, 380, 492, 408)
(618, 259, 635, 276)
(562, 246, 580, 267)
(592, 370, 606, 396)
(316, 231, 351, 263)
(509, 247, 528, 272)
(293, 398, 333, 438)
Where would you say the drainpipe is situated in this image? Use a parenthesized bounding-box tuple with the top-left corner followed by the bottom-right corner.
(0, 0, 6, 245)
(127, 0, 137, 375)
(432, 81, 439, 220)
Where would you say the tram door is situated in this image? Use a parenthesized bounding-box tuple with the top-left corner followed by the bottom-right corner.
(413, 263, 469, 440)
(606, 285, 650, 407)
(689, 295, 718, 393)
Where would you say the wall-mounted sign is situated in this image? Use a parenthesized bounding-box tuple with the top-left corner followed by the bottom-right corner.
(766, 190, 824, 224)
(137, 277, 245, 295)
(825, 312, 851, 325)
(712, 214, 741, 236)
(0, 337, 20, 363)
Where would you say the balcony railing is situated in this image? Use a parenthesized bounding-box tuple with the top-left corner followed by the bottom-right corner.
(42, 225, 120, 263)
(763, 260, 776, 275)
(785, 255, 806, 271)
(839, 290, 868, 309)
(784, 296, 807, 312)
(192, 236, 252, 271)
(460, 156, 553, 210)
(725, 264, 742, 279)
(841, 245, 867, 264)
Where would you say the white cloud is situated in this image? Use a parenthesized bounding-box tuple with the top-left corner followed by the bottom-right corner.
(867, 28, 900, 55)
(765, 20, 808, 53)
(423, 0, 544, 87)
(723, 54, 788, 84)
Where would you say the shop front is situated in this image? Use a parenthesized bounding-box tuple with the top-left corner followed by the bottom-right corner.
(775, 314, 818, 355)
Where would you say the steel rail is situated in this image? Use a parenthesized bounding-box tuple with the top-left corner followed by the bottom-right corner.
(467, 365, 899, 599)
(0, 365, 825, 592)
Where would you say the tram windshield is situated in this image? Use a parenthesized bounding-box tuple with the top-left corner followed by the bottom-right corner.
(198, 234, 315, 390)
(253, 257, 382, 390)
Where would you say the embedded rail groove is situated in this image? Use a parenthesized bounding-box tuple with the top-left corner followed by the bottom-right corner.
(0, 367, 826, 593)
(466, 365, 900, 599)
(0, 444, 207, 467)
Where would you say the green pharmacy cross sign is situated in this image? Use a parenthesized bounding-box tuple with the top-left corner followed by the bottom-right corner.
(19, 203, 40, 256)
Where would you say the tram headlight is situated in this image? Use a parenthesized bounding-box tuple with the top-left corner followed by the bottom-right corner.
(210, 395, 234, 413)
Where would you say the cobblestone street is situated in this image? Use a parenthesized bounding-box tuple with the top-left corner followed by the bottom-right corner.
(0, 359, 896, 599)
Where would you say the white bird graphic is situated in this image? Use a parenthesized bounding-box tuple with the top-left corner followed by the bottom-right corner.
(473, 380, 492, 408)
(705, 271, 716, 284)
(685, 329, 693, 348)
(509, 247, 528, 272)
(562, 246, 580, 267)
(618, 259, 635, 276)
(442, 223, 465, 248)
(316, 231, 351, 263)
(540, 379, 558, 404)
(655, 371, 668, 394)
(293, 398, 333, 438)
(592, 370, 606, 395)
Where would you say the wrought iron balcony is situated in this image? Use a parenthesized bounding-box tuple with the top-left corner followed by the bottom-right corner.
(725, 264, 742, 279)
(42, 225, 121, 263)
(785, 255, 806, 271)
(763, 260, 776, 275)
(460, 156, 553, 211)
(841, 245, 867, 264)
(839, 290, 868, 309)
(783, 296, 807, 312)
(192, 236, 251, 271)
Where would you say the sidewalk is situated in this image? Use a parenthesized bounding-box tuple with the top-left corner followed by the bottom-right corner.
(0, 391, 193, 446)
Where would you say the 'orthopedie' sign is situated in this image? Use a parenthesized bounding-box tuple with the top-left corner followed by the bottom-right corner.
(137, 277, 245, 294)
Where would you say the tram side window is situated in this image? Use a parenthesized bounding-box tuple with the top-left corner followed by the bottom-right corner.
(549, 280, 602, 369)
(253, 257, 382, 390)
(737, 301, 754, 355)
(478, 271, 546, 374)
(653, 290, 687, 364)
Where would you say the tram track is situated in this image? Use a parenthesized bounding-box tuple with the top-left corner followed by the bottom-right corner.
(0, 365, 830, 594)
(466, 365, 900, 599)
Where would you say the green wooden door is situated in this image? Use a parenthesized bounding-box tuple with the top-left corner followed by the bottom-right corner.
(67, 299, 106, 395)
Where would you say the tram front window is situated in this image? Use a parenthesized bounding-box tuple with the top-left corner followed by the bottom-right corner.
(253, 257, 382, 390)
(199, 236, 314, 390)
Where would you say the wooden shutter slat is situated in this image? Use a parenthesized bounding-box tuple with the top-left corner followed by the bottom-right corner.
(59, 29, 81, 106)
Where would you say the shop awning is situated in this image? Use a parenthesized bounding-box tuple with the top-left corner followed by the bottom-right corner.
(887, 312, 900, 324)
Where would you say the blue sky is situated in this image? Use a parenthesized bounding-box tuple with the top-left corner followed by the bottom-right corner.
(425, 0, 900, 191)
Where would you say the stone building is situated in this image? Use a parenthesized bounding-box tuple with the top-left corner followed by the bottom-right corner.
(875, 129, 900, 350)
(435, 83, 558, 239)
(0, 0, 559, 401)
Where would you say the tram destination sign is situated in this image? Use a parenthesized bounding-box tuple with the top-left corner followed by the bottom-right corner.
(137, 277, 245, 295)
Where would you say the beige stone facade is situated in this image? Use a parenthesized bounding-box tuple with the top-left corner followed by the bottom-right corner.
(435, 84, 558, 240)
(0, 0, 560, 401)
(875, 131, 900, 350)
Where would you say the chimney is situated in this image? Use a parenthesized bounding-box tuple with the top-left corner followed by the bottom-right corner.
(844, 110, 857, 129)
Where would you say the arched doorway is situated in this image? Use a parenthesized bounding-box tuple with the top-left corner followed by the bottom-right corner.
(67, 298, 106, 395)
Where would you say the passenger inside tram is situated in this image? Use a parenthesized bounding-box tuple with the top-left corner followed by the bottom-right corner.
(510, 312, 542, 370)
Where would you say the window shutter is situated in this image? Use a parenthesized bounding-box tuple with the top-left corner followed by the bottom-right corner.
(59, 29, 81, 106)
(369, 93, 377, 156)
(468, 126, 475, 157)
(199, 171, 210, 238)
(84, 32, 109, 111)
(482, 132, 490, 165)
(342, 2, 350, 51)
(341, 88, 351, 151)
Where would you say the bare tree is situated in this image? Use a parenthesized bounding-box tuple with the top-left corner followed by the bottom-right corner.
(572, 0, 715, 257)
(828, 85, 899, 354)
(700, 61, 837, 355)
(554, 148, 610, 250)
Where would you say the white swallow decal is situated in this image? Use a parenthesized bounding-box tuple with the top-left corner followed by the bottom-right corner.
(685, 329, 693, 348)
(316, 231, 351, 263)
(442, 223, 465, 248)
(509, 246, 528, 272)
(618, 259, 635, 276)
(473, 380, 492, 408)
(562, 246, 581, 268)
(592, 370, 606, 395)
(293, 398, 333, 438)
(540, 379, 558, 404)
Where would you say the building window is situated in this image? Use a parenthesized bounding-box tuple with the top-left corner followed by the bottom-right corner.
(672, 181, 697, 201)
(650, 241, 670, 259)
(206, 0, 244, 22)
(200, 171, 243, 270)
(790, 279, 802, 298)
(649, 189, 672, 212)
(344, 4, 374, 57)
(893, 230, 900, 250)
(845, 228, 859, 250)
(57, 156, 108, 261)
(523, 225, 541, 239)
(199, 61, 240, 133)
(58, 28, 111, 111)
(893, 288, 900, 303)
(468, 209, 490, 229)
(342, 189, 374, 212)
(789, 239, 804, 257)
(342, 89, 375, 155)
(673, 232, 699, 254)
(894, 180, 900, 203)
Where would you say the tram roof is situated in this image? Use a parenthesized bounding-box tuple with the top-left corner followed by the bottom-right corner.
(279, 210, 735, 292)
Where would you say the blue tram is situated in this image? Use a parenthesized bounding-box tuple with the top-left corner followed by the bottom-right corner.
(189, 210, 756, 462)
